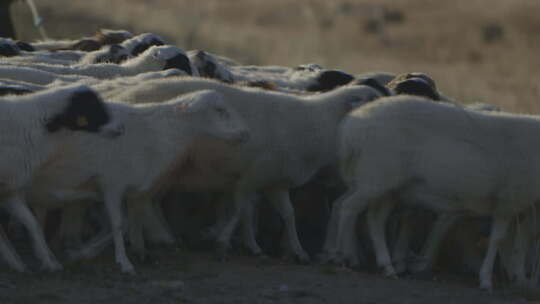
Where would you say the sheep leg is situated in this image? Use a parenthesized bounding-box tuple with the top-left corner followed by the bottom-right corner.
(367, 201, 397, 277)
(201, 193, 232, 241)
(318, 192, 366, 265)
(127, 200, 146, 261)
(392, 212, 413, 274)
(479, 216, 510, 291)
(509, 222, 527, 283)
(264, 188, 309, 263)
(498, 219, 527, 283)
(67, 232, 113, 261)
(240, 202, 263, 256)
(142, 203, 176, 246)
(320, 190, 352, 260)
(409, 213, 458, 273)
(4, 194, 62, 271)
(215, 190, 252, 260)
(58, 204, 86, 249)
(333, 190, 371, 266)
(0, 225, 27, 272)
(32, 206, 47, 233)
(103, 190, 135, 274)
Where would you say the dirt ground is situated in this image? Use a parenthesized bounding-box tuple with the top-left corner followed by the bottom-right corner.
(0, 247, 526, 304)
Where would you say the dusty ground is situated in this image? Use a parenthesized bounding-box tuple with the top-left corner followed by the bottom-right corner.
(0, 247, 525, 304)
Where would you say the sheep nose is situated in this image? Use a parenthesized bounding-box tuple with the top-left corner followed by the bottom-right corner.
(101, 122, 125, 138)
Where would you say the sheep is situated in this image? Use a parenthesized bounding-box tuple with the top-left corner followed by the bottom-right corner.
(321, 74, 502, 274)
(187, 50, 352, 92)
(0, 38, 34, 56)
(107, 77, 383, 262)
(0, 84, 33, 96)
(0, 84, 123, 272)
(0, 38, 20, 57)
(0, 66, 92, 85)
(31, 29, 134, 52)
(320, 88, 503, 271)
(0, 69, 185, 101)
(355, 71, 396, 86)
(385, 101, 504, 275)
(95, 69, 187, 99)
(120, 33, 166, 56)
(25, 89, 249, 273)
(79, 44, 130, 64)
(498, 207, 540, 284)
(331, 95, 540, 290)
(320, 75, 444, 265)
(0, 78, 46, 92)
(7, 44, 131, 66)
(0, 45, 197, 79)
(188, 50, 235, 83)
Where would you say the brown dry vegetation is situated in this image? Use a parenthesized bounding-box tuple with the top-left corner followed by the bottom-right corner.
(11, 0, 540, 112)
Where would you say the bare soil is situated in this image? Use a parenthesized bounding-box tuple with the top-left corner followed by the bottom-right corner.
(0, 248, 524, 304)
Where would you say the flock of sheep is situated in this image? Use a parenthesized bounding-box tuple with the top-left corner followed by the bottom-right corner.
(0, 29, 538, 292)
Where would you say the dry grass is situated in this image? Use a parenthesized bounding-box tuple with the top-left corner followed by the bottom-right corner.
(9, 0, 540, 112)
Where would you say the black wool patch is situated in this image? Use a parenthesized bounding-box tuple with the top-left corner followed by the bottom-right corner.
(163, 54, 192, 75)
(46, 90, 111, 133)
(394, 78, 441, 101)
(307, 70, 354, 92)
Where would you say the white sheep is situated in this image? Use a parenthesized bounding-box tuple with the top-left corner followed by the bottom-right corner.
(388, 101, 504, 275)
(9, 44, 132, 66)
(331, 95, 540, 290)
(0, 84, 123, 272)
(0, 65, 92, 86)
(25, 89, 249, 273)
(186, 50, 352, 92)
(30, 29, 134, 52)
(0, 45, 197, 79)
(355, 71, 396, 86)
(108, 77, 383, 262)
(121, 33, 166, 56)
(79, 44, 131, 64)
(320, 95, 504, 271)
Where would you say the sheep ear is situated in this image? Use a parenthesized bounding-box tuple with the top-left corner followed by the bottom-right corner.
(394, 78, 441, 101)
(356, 78, 391, 96)
(307, 70, 355, 92)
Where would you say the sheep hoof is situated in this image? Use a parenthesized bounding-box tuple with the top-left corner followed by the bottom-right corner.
(382, 268, 398, 279)
(479, 283, 493, 292)
(121, 264, 136, 275)
(407, 257, 429, 273)
(295, 252, 311, 265)
(215, 243, 230, 262)
(11, 262, 28, 273)
(316, 252, 331, 264)
(394, 261, 407, 275)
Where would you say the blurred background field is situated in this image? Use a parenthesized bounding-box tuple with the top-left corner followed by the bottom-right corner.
(9, 0, 540, 112)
